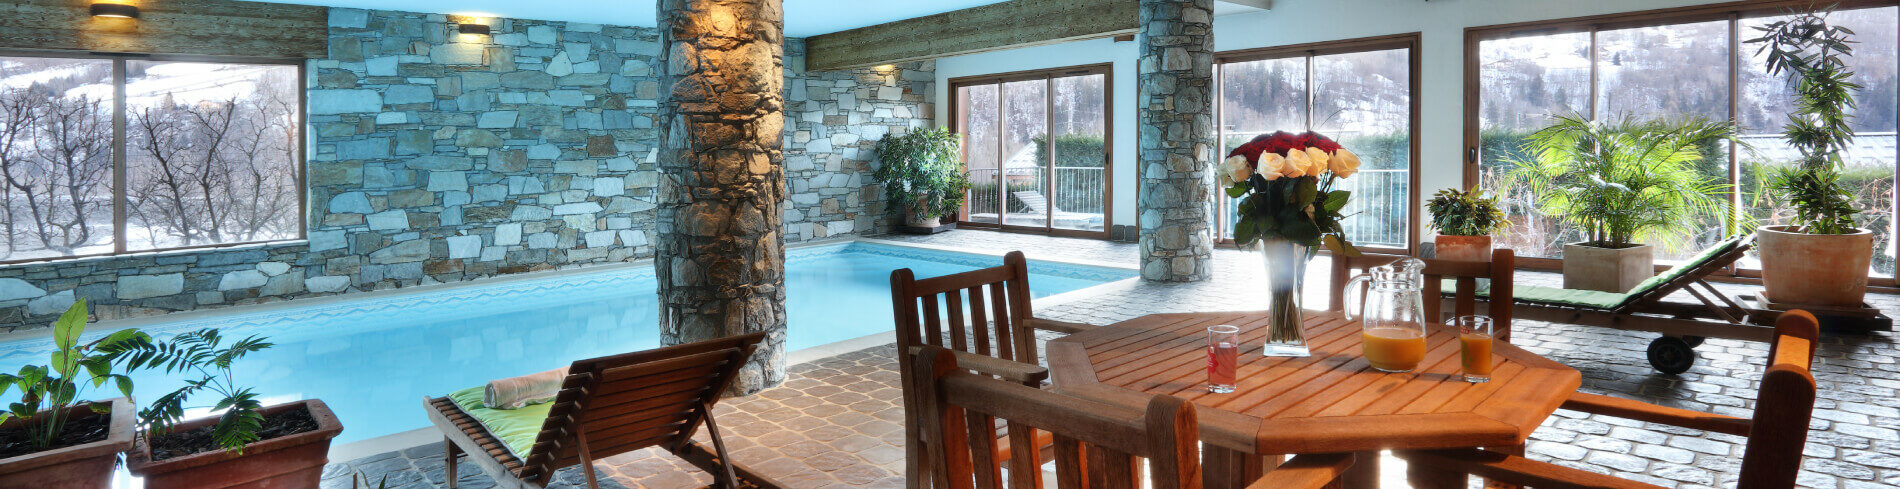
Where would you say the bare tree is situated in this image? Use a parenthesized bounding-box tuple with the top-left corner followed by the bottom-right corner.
(31, 94, 111, 252)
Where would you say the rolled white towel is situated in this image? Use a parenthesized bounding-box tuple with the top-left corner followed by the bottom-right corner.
(483, 366, 570, 410)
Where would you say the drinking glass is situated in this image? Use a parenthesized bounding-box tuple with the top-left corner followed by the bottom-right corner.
(1456, 315, 1494, 383)
(1207, 325, 1240, 393)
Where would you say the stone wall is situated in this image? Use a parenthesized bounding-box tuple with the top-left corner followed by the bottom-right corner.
(0, 8, 933, 330)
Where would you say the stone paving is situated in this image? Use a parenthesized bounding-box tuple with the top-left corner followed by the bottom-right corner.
(331, 229, 1900, 488)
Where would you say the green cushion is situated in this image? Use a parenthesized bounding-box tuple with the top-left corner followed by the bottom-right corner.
(448, 386, 551, 459)
(1515, 284, 1628, 309)
(1621, 236, 1742, 299)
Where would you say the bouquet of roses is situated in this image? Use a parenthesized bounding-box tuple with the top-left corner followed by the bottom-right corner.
(1219, 130, 1364, 256)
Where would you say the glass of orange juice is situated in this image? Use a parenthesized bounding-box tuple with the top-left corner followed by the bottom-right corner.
(1456, 315, 1494, 382)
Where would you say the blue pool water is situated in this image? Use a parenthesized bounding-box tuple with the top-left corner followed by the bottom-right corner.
(0, 242, 1133, 444)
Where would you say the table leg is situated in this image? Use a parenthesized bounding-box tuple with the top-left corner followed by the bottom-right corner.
(1340, 450, 1380, 489)
(1405, 452, 1467, 489)
(1482, 444, 1525, 489)
(1202, 445, 1268, 489)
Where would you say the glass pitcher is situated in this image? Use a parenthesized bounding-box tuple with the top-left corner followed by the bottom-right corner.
(1343, 258, 1429, 372)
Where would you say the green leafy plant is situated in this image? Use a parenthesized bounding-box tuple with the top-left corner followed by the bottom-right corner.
(1426, 187, 1509, 237)
(122, 329, 274, 454)
(1507, 113, 1739, 250)
(873, 128, 971, 221)
(0, 299, 149, 451)
(1749, 6, 1863, 235)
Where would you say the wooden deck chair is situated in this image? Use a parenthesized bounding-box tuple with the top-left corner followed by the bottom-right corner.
(424, 333, 784, 489)
(1396, 310, 1821, 489)
(1331, 248, 1517, 341)
(1010, 191, 1101, 227)
(910, 345, 1356, 489)
(891, 250, 1094, 489)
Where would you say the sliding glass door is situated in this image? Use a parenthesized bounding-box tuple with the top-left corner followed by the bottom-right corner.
(951, 64, 1112, 237)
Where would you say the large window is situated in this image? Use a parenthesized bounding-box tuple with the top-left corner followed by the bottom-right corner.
(1217, 35, 1419, 251)
(0, 54, 301, 263)
(951, 64, 1112, 237)
(1470, 4, 1900, 279)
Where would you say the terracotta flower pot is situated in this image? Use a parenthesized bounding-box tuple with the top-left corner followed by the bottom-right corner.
(1757, 225, 1874, 308)
(126, 399, 343, 489)
(905, 213, 942, 228)
(1434, 235, 1494, 262)
(1562, 242, 1654, 293)
(0, 398, 135, 489)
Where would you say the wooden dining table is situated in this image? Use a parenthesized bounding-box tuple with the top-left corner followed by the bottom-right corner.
(1046, 311, 1582, 489)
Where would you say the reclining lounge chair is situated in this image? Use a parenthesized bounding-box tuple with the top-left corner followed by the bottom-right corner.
(423, 333, 784, 489)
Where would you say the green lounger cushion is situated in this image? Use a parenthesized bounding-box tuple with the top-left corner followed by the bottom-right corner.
(1441, 235, 1744, 311)
(448, 386, 550, 459)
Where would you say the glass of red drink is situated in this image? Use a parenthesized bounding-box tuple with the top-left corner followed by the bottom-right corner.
(1208, 325, 1240, 393)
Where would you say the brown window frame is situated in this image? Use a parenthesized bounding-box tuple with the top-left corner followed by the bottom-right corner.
(948, 63, 1115, 240)
(0, 50, 308, 266)
(1462, 0, 1900, 287)
(1213, 33, 1424, 256)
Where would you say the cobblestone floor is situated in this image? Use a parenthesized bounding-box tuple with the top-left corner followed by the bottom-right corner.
(331, 230, 1900, 489)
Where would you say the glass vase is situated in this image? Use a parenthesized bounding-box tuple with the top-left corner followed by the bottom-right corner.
(1259, 237, 1313, 357)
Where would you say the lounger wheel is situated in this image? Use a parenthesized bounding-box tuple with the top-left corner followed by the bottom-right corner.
(1647, 336, 1697, 375)
(1682, 335, 1705, 348)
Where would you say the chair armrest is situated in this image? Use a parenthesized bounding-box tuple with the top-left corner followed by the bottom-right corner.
(1562, 392, 1752, 437)
(1243, 453, 1354, 489)
(1396, 448, 1665, 489)
(907, 346, 1050, 385)
(1027, 318, 1093, 334)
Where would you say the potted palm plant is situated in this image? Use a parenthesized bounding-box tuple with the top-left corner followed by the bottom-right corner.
(121, 329, 343, 489)
(1750, 8, 1875, 307)
(0, 300, 147, 489)
(1426, 187, 1509, 262)
(874, 127, 971, 229)
(1510, 114, 1737, 292)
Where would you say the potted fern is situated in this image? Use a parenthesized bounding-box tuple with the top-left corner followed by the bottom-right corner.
(1509, 114, 1737, 292)
(1426, 187, 1509, 262)
(0, 300, 146, 489)
(1750, 7, 1875, 307)
(874, 128, 971, 228)
(121, 329, 343, 489)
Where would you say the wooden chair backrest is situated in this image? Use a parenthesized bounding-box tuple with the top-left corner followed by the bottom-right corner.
(519, 332, 766, 484)
(1738, 310, 1819, 489)
(910, 346, 1202, 489)
(891, 250, 1039, 366)
(1329, 248, 1517, 341)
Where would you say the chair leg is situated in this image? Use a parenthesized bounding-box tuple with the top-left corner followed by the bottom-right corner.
(702, 401, 742, 489)
(443, 437, 461, 489)
(576, 423, 600, 489)
(906, 418, 929, 489)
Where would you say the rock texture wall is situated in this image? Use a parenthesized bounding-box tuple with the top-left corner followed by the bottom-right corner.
(655, 0, 788, 394)
(0, 7, 932, 330)
(1135, 0, 1215, 283)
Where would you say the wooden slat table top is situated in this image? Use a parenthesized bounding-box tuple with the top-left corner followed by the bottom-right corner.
(1047, 311, 1582, 454)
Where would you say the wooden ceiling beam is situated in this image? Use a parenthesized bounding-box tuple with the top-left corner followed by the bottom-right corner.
(804, 0, 1138, 72)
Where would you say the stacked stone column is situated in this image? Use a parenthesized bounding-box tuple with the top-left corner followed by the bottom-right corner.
(655, 0, 787, 394)
(1136, 0, 1216, 283)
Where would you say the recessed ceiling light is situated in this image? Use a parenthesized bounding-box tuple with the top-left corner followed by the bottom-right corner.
(458, 23, 491, 35)
(89, 3, 139, 19)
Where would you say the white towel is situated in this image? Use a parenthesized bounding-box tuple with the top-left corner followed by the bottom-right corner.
(483, 366, 570, 410)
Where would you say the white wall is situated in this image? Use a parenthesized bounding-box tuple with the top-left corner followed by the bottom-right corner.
(933, 0, 1737, 237)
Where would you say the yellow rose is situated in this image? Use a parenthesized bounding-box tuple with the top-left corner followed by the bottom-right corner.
(1303, 147, 1331, 175)
(1330, 148, 1361, 178)
(1218, 155, 1252, 187)
(1258, 153, 1286, 181)
(1281, 150, 1310, 178)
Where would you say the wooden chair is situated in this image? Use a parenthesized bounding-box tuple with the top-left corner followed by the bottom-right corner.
(1330, 248, 1517, 341)
(1396, 310, 1821, 489)
(424, 333, 784, 489)
(910, 345, 1355, 489)
(891, 250, 1094, 488)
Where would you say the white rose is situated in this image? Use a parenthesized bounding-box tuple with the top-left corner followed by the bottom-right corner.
(1258, 153, 1286, 181)
(1303, 147, 1331, 175)
(1330, 148, 1361, 178)
(1218, 155, 1253, 187)
(1281, 150, 1310, 178)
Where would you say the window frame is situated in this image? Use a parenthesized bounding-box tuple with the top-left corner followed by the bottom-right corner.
(0, 50, 308, 266)
(1214, 33, 1424, 255)
(1461, 0, 1900, 285)
(947, 63, 1115, 240)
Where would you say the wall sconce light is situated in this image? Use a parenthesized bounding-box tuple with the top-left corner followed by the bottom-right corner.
(89, 3, 140, 19)
(457, 23, 491, 35)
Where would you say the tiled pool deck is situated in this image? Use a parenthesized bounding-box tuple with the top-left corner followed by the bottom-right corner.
(328, 230, 1900, 489)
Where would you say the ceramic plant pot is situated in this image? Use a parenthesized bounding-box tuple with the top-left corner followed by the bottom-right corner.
(1757, 225, 1874, 307)
(1562, 242, 1654, 293)
(1434, 235, 1494, 262)
(0, 398, 135, 489)
(126, 399, 343, 489)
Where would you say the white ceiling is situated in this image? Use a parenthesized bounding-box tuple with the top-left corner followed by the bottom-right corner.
(261, 0, 1265, 38)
